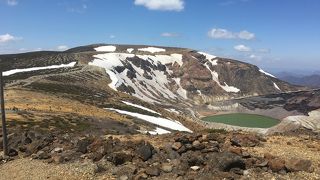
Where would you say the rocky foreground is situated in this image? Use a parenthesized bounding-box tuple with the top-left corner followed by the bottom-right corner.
(1, 128, 320, 180)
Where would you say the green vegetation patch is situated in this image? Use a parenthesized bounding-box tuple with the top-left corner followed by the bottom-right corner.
(202, 113, 279, 128)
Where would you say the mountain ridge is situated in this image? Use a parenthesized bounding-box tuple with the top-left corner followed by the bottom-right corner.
(0, 44, 303, 106)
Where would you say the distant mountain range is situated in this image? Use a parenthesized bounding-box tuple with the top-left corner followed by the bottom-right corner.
(276, 72, 320, 88)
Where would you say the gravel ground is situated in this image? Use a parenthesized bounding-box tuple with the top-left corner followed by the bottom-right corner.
(0, 158, 101, 180)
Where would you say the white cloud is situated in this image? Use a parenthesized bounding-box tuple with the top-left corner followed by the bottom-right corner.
(7, 0, 18, 6)
(208, 28, 255, 40)
(249, 54, 262, 61)
(57, 45, 68, 51)
(161, 32, 179, 37)
(134, 0, 184, 11)
(234, 44, 251, 52)
(237, 30, 255, 40)
(0, 33, 21, 43)
(109, 35, 116, 39)
(208, 28, 234, 39)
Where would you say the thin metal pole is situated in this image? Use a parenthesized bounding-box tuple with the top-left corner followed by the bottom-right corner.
(0, 71, 8, 156)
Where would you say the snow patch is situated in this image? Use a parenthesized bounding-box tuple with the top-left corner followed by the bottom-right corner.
(89, 52, 183, 103)
(122, 101, 161, 115)
(173, 78, 188, 99)
(198, 52, 217, 65)
(94, 46, 116, 52)
(221, 82, 241, 93)
(137, 54, 183, 66)
(3, 62, 77, 76)
(105, 70, 120, 90)
(89, 53, 135, 91)
(127, 48, 134, 53)
(91, 53, 134, 69)
(138, 47, 166, 53)
(273, 82, 281, 91)
(106, 108, 192, 132)
(259, 69, 276, 78)
(165, 108, 180, 114)
(90, 53, 159, 102)
(146, 127, 171, 135)
(204, 62, 240, 93)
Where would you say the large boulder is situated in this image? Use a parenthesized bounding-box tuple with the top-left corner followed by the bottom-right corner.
(230, 134, 261, 147)
(268, 158, 286, 172)
(285, 158, 313, 172)
(216, 152, 246, 171)
(135, 141, 154, 161)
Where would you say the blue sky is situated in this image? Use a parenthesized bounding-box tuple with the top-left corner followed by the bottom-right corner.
(1, 0, 320, 73)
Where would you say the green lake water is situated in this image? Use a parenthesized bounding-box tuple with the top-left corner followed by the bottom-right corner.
(202, 113, 280, 128)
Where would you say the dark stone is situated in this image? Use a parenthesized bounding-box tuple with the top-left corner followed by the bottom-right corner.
(216, 152, 246, 171)
(177, 145, 187, 154)
(111, 153, 133, 166)
(76, 138, 92, 154)
(8, 148, 18, 157)
(230, 138, 241, 147)
(181, 151, 204, 166)
(174, 135, 192, 144)
(136, 142, 154, 161)
(24, 137, 32, 144)
(185, 143, 193, 150)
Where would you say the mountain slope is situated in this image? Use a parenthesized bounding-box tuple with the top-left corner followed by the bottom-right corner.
(0, 44, 302, 106)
